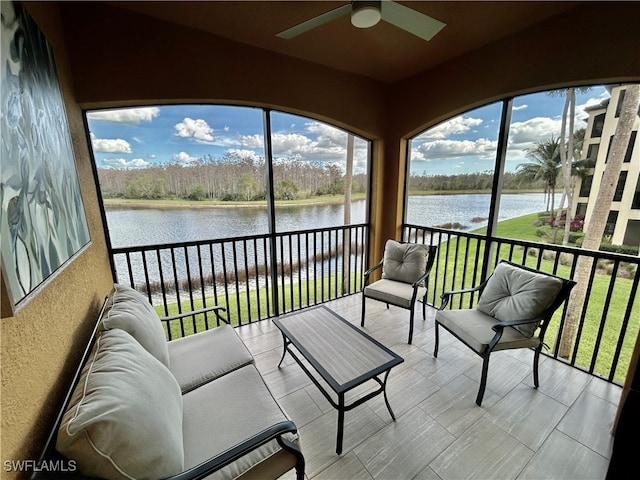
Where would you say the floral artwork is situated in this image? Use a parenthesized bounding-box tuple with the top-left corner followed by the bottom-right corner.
(1, 1, 90, 311)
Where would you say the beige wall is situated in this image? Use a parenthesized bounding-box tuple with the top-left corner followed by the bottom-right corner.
(1, 1, 639, 476)
(0, 3, 114, 476)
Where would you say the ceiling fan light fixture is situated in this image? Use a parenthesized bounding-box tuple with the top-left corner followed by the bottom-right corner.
(351, 1, 381, 29)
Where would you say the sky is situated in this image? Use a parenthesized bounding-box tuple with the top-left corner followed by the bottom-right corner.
(86, 85, 611, 177)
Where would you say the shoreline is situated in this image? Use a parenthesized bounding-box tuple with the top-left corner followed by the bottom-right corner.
(103, 190, 544, 210)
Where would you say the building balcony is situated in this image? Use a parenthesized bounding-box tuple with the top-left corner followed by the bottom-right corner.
(111, 224, 637, 479)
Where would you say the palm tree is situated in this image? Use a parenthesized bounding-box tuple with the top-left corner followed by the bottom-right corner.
(551, 87, 591, 245)
(517, 136, 561, 214)
(559, 84, 640, 359)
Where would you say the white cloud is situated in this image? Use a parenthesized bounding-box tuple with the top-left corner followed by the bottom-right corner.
(513, 104, 528, 111)
(174, 118, 215, 142)
(416, 115, 483, 140)
(218, 121, 368, 173)
(87, 107, 160, 124)
(227, 149, 261, 160)
(102, 158, 150, 168)
(508, 116, 561, 146)
(415, 138, 497, 160)
(91, 136, 132, 154)
(271, 132, 315, 156)
(236, 133, 265, 149)
(173, 151, 200, 164)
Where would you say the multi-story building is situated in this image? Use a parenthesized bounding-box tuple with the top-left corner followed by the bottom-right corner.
(572, 85, 640, 247)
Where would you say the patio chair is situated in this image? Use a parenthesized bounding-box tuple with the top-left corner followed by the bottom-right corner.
(434, 260, 576, 406)
(361, 240, 437, 344)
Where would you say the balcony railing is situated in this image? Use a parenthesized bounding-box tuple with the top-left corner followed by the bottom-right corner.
(111, 222, 638, 386)
(111, 224, 368, 339)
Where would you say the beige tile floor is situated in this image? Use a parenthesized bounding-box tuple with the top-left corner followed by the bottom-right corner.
(236, 295, 620, 480)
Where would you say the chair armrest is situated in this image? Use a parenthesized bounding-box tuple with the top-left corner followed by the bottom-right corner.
(411, 269, 432, 288)
(160, 306, 229, 325)
(439, 285, 484, 309)
(163, 421, 303, 480)
(363, 260, 384, 284)
(364, 260, 383, 277)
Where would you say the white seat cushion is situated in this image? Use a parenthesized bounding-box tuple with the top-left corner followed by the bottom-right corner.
(436, 308, 541, 354)
(182, 365, 299, 479)
(168, 324, 254, 393)
(56, 329, 184, 480)
(364, 278, 426, 308)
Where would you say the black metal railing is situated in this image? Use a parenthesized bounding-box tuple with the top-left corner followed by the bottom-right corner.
(111, 221, 638, 385)
(111, 224, 368, 339)
(403, 223, 640, 386)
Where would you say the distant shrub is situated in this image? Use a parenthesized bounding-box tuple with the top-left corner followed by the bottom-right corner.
(535, 228, 548, 238)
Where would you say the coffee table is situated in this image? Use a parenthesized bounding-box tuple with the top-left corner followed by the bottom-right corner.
(273, 305, 404, 454)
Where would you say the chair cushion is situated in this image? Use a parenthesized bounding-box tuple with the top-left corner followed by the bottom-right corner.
(364, 278, 427, 308)
(56, 329, 184, 480)
(436, 308, 541, 354)
(168, 324, 254, 393)
(381, 240, 429, 284)
(101, 283, 170, 367)
(182, 365, 298, 479)
(476, 263, 563, 337)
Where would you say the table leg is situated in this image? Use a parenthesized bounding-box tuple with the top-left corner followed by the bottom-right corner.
(277, 333, 289, 368)
(336, 393, 345, 455)
(382, 370, 396, 421)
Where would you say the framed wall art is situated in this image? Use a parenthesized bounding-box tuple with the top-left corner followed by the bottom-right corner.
(1, 1, 90, 317)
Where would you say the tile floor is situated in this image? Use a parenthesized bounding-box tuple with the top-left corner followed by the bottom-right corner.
(235, 295, 620, 480)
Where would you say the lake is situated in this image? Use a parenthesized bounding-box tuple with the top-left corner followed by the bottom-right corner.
(106, 193, 553, 248)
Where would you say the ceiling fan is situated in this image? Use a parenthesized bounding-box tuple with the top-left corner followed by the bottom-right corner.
(277, 0, 446, 42)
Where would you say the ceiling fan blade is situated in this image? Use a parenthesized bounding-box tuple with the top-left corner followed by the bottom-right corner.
(277, 4, 352, 39)
(381, 0, 446, 42)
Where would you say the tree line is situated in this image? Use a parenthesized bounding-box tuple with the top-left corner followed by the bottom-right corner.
(99, 155, 543, 203)
(408, 171, 535, 192)
(98, 153, 368, 201)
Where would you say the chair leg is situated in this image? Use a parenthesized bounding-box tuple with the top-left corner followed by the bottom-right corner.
(408, 309, 415, 344)
(422, 295, 427, 321)
(533, 346, 542, 388)
(361, 295, 366, 327)
(433, 322, 439, 358)
(476, 354, 490, 406)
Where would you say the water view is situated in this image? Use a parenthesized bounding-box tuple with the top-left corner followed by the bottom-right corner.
(106, 193, 552, 248)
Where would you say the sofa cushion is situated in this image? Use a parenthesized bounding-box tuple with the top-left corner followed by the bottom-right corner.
(476, 263, 563, 336)
(101, 283, 170, 367)
(182, 365, 298, 479)
(56, 329, 184, 480)
(381, 240, 429, 285)
(168, 324, 254, 393)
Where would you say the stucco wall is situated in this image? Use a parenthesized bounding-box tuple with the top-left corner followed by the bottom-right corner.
(0, 3, 114, 477)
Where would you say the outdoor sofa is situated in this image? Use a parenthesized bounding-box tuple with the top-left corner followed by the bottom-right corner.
(31, 284, 304, 480)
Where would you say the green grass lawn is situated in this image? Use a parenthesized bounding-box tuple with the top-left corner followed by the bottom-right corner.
(156, 212, 638, 384)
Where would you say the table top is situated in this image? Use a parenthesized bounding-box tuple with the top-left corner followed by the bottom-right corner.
(273, 305, 403, 394)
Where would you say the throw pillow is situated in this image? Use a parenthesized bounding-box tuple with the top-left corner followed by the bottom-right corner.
(56, 329, 184, 480)
(381, 240, 429, 285)
(101, 283, 170, 367)
(476, 262, 563, 337)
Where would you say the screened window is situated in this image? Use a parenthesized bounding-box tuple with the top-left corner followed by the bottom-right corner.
(87, 105, 370, 248)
